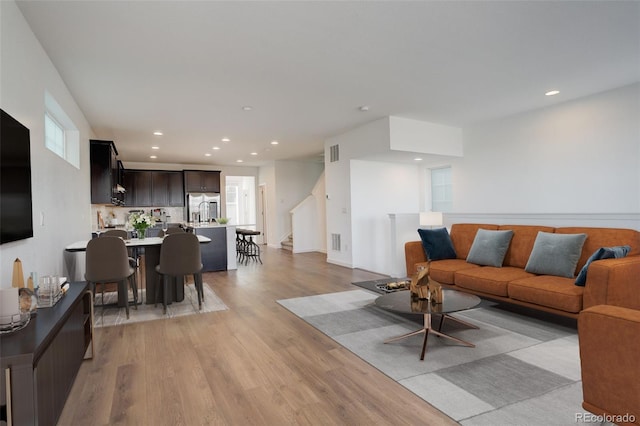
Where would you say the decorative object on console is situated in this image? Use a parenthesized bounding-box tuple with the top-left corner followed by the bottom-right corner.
(128, 212, 156, 239)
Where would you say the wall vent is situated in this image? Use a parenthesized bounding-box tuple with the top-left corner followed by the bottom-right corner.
(330, 144, 339, 162)
(331, 233, 341, 251)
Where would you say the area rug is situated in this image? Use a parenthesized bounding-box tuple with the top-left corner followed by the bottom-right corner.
(277, 289, 591, 425)
(94, 284, 228, 327)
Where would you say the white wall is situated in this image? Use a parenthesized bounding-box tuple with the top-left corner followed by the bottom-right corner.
(351, 160, 420, 274)
(273, 160, 324, 245)
(452, 83, 640, 216)
(1, 0, 94, 286)
(389, 116, 463, 156)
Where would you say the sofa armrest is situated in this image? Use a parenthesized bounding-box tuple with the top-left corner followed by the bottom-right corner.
(405, 241, 427, 276)
(578, 305, 640, 424)
(583, 256, 640, 310)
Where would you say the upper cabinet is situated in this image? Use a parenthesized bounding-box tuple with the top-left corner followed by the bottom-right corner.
(90, 140, 123, 205)
(123, 170, 184, 207)
(184, 170, 221, 193)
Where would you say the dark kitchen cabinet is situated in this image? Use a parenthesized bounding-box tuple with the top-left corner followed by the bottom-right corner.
(122, 170, 152, 207)
(166, 171, 185, 206)
(152, 171, 184, 207)
(1, 283, 93, 426)
(90, 140, 122, 204)
(123, 170, 184, 207)
(184, 170, 221, 193)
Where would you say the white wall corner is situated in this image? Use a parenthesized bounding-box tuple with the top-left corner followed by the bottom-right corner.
(389, 116, 463, 157)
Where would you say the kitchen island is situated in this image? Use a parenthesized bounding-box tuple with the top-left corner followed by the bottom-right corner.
(185, 224, 237, 272)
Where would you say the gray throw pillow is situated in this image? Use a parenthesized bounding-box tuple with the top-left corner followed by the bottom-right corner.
(466, 229, 514, 267)
(525, 232, 587, 278)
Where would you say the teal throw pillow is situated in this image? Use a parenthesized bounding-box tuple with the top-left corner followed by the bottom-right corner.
(466, 229, 514, 267)
(525, 232, 587, 278)
(417, 227, 457, 261)
(574, 245, 631, 286)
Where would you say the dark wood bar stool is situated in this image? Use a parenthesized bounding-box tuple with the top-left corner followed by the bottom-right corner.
(236, 229, 262, 265)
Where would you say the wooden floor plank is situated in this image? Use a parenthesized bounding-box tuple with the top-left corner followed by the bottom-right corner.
(58, 247, 456, 425)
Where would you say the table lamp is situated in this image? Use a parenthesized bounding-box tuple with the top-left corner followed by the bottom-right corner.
(419, 211, 443, 229)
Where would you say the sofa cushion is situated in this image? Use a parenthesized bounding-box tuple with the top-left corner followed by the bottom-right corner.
(426, 259, 480, 285)
(466, 229, 513, 267)
(450, 223, 499, 260)
(555, 226, 640, 271)
(498, 225, 555, 268)
(455, 267, 534, 297)
(509, 276, 584, 313)
(575, 245, 631, 286)
(525, 232, 587, 278)
(418, 227, 457, 261)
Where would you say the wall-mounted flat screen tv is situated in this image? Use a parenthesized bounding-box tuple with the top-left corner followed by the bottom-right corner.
(1, 109, 34, 244)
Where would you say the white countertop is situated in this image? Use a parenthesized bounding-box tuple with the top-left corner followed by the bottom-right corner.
(65, 235, 211, 251)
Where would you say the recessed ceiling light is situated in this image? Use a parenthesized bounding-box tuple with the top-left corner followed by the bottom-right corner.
(221, 137, 230, 142)
(151, 146, 160, 150)
(236, 159, 244, 163)
(150, 155, 157, 159)
(241, 106, 253, 111)
(359, 105, 370, 112)
(270, 140, 279, 145)
(212, 146, 220, 150)
(545, 90, 560, 96)
(153, 131, 163, 136)
(414, 158, 423, 161)
(250, 152, 258, 156)
(205, 153, 212, 157)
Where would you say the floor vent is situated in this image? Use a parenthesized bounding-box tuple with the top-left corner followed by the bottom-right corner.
(331, 233, 341, 251)
(330, 144, 339, 162)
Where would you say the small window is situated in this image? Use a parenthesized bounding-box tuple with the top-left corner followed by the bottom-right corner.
(44, 91, 80, 168)
(45, 113, 65, 158)
(431, 166, 452, 212)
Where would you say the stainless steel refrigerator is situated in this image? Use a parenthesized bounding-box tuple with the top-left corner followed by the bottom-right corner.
(187, 193, 220, 223)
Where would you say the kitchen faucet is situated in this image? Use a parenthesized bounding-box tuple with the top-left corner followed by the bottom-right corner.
(198, 201, 210, 223)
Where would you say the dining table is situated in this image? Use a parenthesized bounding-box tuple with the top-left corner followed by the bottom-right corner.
(64, 235, 211, 306)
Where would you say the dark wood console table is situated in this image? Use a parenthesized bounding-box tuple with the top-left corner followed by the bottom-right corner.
(1, 282, 93, 425)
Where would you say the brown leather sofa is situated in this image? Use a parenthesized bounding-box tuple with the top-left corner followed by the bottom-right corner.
(404, 223, 640, 319)
(579, 304, 640, 425)
(406, 223, 640, 422)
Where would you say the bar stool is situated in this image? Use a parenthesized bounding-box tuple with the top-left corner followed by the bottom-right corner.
(85, 236, 138, 319)
(237, 229, 262, 265)
(155, 233, 204, 314)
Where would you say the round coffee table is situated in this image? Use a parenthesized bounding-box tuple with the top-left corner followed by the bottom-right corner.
(374, 289, 481, 360)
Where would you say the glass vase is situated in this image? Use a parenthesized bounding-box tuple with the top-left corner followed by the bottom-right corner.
(137, 228, 146, 239)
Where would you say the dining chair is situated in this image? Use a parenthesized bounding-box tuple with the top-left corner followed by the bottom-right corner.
(100, 228, 140, 291)
(155, 233, 204, 314)
(85, 236, 138, 319)
(161, 226, 185, 237)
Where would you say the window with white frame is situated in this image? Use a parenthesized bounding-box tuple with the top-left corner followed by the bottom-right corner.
(431, 166, 452, 212)
(44, 91, 80, 168)
(45, 113, 65, 158)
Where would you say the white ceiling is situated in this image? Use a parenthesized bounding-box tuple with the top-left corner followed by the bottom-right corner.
(16, 1, 640, 167)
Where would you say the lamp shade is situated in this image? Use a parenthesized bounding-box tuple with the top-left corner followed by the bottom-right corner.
(419, 211, 443, 227)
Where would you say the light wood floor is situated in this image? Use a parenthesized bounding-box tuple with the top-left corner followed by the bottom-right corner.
(59, 247, 457, 425)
